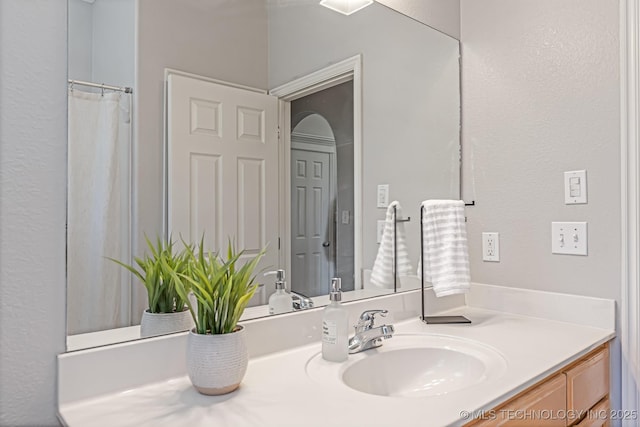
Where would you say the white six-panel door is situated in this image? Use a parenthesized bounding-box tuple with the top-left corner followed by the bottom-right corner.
(167, 74, 279, 272)
(290, 149, 332, 297)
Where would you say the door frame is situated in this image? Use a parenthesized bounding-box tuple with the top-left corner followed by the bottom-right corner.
(621, 0, 640, 414)
(270, 55, 363, 289)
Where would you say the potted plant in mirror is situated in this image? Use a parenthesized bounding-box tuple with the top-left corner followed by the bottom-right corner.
(170, 241, 265, 396)
(110, 236, 194, 337)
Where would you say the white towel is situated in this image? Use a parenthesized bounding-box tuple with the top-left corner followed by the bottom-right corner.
(370, 201, 413, 288)
(417, 200, 470, 297)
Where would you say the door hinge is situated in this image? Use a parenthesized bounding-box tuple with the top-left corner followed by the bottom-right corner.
(277, 126, 281, 140)
(278, 237, 281, 250)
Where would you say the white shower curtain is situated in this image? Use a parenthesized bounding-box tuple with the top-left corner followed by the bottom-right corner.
(67, 90, 131, 335)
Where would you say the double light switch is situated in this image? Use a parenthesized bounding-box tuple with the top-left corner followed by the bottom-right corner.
(551, 222, 588, 256)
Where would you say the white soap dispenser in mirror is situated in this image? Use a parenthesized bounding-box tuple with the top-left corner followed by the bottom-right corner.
(265, 270, 293, 315)
(322, 278, 349, 362)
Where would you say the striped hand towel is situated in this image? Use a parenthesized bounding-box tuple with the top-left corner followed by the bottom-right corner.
(371, 201, 413, 288)
(418, 200, 470, 297)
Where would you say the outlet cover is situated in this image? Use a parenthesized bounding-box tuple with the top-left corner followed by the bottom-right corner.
(482, 232, 500, 262)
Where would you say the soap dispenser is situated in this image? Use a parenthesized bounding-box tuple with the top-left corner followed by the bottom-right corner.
(265, 269, 293, 315)
(322, 278, 349, 362)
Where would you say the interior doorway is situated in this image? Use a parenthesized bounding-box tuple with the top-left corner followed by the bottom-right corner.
(289, 81, 355, 296)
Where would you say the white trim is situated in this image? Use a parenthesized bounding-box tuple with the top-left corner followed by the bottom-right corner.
(621, 0, 640, 415)
(467, 283, 616, 331)
(269, 55, 361, 101)
(291, 141, 336, 154)
(273, 55, 363, 291)
(278, 101, 291, 276)
(291, 131, 336, 146)
(164, 68, 266, 95)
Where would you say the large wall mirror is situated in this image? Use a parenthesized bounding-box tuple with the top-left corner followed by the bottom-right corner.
(66, 0, 461, 351)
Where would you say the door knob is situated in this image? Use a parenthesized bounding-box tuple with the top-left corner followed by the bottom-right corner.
(322, 241, 330, 247)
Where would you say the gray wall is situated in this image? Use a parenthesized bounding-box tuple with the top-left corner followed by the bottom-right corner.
(460, 0, 621, 413)
(68, 0, 93, 81)
(460, 0, 620, 310)
(133, 0, 268, 315)
(377, 0, 460, 39)
(91, 0, 136, 88)
(68, 0, 135, 87)
(269, 1, 461, 275)
(0, 0, 67, 425)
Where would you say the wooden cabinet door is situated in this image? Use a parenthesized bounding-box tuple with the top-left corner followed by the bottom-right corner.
(574, 398, 609, 427)
(471, 375, 567, 427)
(566, 347, 609, 425)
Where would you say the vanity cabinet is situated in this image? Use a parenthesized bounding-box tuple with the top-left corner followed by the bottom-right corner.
(465, 343, 610, 427)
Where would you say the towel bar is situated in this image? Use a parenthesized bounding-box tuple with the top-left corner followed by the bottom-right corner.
(392, 205, 410, 292)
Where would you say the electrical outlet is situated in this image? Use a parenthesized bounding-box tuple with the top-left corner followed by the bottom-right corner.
(482, 232, 500, 262)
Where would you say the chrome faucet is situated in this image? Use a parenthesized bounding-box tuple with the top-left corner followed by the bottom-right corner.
(348, 309, 395, 354)
(290, 291, 314, 310)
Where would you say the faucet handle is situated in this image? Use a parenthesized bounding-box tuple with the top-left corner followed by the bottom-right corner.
(360, 309, 388, 321)
(357, 309, 388, 329)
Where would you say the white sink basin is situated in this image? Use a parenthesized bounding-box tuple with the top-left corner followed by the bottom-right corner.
(306, 334, 507, 398)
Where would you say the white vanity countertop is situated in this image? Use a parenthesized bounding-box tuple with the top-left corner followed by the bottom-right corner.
(59, 306, 614, 427)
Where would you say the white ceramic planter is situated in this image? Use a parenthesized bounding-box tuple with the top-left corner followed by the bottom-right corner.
(186, 326, 248, 395)
(140, 309, 194, 338)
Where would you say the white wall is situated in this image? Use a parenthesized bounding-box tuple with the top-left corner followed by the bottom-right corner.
(0, 0, 67, 425)
(460, 0, 621, 414)
(269, 1, 461, 274)
(133, 0, 268, 317)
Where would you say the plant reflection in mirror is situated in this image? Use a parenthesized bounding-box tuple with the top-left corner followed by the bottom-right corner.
(109, 236, 192, 314)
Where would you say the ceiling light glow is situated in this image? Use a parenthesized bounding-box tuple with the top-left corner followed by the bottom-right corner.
(319, 0, 374, 16)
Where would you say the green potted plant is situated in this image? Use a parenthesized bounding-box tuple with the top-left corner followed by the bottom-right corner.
(169, 240, 265, 395)
(110, 236, 194, 337)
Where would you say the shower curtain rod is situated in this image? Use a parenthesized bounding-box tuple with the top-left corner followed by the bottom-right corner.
(68, 79, 133, 94)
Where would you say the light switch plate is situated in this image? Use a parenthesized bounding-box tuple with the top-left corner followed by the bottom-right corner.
(341, 210, 350, 224)
(377, 220, 385, 244)
(377, 184, 389, 208)
(551, 222, 588, 255)
(564, 170, 587, 204)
